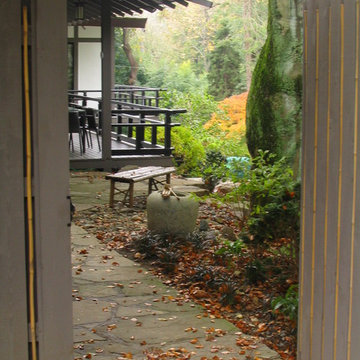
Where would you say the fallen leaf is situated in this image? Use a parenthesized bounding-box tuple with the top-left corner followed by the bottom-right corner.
(107, 324, 117, 331)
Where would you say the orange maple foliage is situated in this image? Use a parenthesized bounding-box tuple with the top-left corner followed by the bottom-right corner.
(204, 92, 248, 138)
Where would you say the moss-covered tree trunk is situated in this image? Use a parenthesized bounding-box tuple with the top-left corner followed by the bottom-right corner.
(246, 0, 303, 176)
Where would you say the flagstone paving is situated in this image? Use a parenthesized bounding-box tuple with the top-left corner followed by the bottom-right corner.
(72, 226, 280, 360)
(71, 172, 281, 360)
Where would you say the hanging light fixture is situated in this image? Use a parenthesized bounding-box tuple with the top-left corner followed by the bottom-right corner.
(75, 1, 84, 21)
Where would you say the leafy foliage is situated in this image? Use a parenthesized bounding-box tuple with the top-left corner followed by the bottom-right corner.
(114, 1, 267, 94)
(114, 28, 132, 85)
(271, 285, 299, 321)
(245, 258, 267, 284)
(160, 89, 249, 175)
(171, 127, 205, 175)
(201, 149, 227, 191)
(160, 89, 218, 130)
(227, 150, 300, 246)
(204, 92, 248, 138)
(216, 239, 246, 257)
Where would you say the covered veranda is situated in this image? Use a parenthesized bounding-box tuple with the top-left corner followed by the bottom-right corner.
(66, 0, 213, 170)
(68, 86, 185, 169)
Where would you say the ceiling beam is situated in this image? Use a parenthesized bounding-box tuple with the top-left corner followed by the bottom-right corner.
(172, 0, 188, 6)
(187, 0, 212, 8)
(112, 1, 142, 15)
(161, 0, 176, 9)
(139, 0, 165, 11)
(77, 17, 148, 28)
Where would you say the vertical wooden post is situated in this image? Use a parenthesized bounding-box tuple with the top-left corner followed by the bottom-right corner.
(74, 25, 79, 90)
(101, 0, 112, 161)
(129, 183, 134, 207)
(164, 111, 172, 156)
(152, 125, 157, 145)
(31, 0, 73, 358)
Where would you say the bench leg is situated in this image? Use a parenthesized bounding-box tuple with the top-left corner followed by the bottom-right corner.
(166, 173, 171, 184)
(129, 183, 134, 207)
(109, 180, 115, 208)
(148, 178, 154, 195)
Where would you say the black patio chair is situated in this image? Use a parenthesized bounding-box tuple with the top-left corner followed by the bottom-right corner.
(85, 108, 101, 151)
(69, 111, 84, 154)
(78, 109, 90, 148)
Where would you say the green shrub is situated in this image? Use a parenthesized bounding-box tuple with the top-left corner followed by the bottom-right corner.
(171, 127, 205, 175)
(227, 150, 300, 251)
(271, 284, 298, 321)
(201, 149, 228, 191)
(245, 258, 267, 284)
(160, 90, 218, 130)
(216, 239, 246, 257)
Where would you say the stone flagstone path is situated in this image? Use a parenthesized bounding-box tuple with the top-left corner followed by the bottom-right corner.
(71, 226, 280, 360)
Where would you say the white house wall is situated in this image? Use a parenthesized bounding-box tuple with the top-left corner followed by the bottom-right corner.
(74, 26, 102, 108)
(78, 42, 102, 107)
(79, 26, 101, 38)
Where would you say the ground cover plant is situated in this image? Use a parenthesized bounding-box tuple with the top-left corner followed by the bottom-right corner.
(74, 155, 299, 360)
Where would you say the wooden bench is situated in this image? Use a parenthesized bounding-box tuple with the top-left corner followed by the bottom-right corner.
(105, 166, 176, 208)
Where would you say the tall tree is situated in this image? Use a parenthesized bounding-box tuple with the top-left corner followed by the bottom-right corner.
(246, 0, 303, 176)
(217, 0, 268, 90)
(114, 28, 130, 85)
(207, 22, 244, 100)
(122, 28, 138, 85)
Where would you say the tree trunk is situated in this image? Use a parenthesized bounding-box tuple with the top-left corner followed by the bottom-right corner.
(122, 28, 138, 85)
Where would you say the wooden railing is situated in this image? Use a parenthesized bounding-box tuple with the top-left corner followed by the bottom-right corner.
(68, 87, 185, 157)
(68, 86, 165, 108)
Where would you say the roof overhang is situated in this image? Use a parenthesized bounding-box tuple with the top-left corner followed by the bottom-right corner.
(67, 0, 212, 25)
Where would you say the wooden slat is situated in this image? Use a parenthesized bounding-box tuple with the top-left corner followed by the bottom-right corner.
(0, 1, 28, 358)
(112, 147, 174, 156)
(113, 0, 141, 15)
(299, 1, 316, 358)
(316, 2, 332, 360)
(311, 3, 328, 359)
(336, 1, 356, 358)
(106, 166, 176, 182)
(349, 4, 360, 359)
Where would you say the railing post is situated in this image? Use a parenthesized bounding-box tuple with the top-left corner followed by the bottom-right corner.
(135, 113, 145, 151)
(128, 117, 133, 138)
(164, 111, 171, 156)
(82, 91, 87, 107)
(155, 90, 159, 107)
(142, 90, 145, 106)
(117, 104, 122, 140)
(151, 125, 157, 145)
(98, 101, 102, 133)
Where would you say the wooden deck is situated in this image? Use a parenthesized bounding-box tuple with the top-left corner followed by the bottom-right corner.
(69, 132, 130, 160)
(69, 132, 173, 169)
(69, 87, 184, 170)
